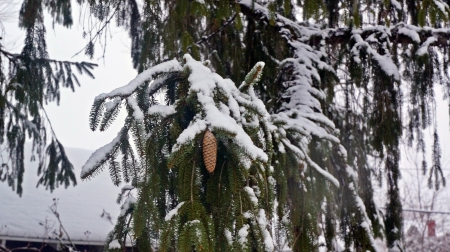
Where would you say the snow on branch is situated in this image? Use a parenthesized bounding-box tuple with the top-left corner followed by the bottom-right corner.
(272, 39, 340, 144)
(299, 145, 340, 187)
(350, 29, 401, 80)
(165, 202, 185, 221)
(417, 36, 438, 56)
(237, 6, 387, 248)
(238, 1, 450, 50)
(322, 24, 450, 48)
(148, 104, 176, 117)
(239, 0, 342, 187)
(127, 96, 144, 122)
(94, 59, 182, 102)
(238, 0, 319, 39)
(89, 60, 183, 132)
(119, 196, 137, 217)
(81, 127, 124, 179)
(347, 176, 381, 251)
(178, 54, 268, 162)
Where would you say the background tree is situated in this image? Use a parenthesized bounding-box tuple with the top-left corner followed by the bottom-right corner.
(0, 0, 97, 195)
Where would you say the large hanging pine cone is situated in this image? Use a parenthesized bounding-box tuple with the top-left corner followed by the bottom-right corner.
(202, 130, 217, 173)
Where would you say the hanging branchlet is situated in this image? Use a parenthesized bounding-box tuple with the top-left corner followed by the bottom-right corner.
(36, 138, 77, 192)
(428, 129, 445, 190)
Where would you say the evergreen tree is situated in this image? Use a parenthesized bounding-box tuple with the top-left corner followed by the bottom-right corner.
(32, 0, 449, 251)
(0, 0, 97, 195)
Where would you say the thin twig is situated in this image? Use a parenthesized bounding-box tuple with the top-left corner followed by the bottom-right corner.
(0, 48, 97, 67)
(71, 4, 121, 58)
(181, 14, 237, 56)
(195, 14, 237, 46)
(49, 200, 77, 250)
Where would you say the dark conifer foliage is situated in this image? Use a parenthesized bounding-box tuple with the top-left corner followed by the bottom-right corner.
(0, 0, 97, 195)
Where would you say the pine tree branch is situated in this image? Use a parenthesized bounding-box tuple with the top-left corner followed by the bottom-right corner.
(320, 25, 450, 47)
(181, 14, 237, 55)
(238, 0, 450, 48)
(195, 14, 237, 46)
(0, 48, 98, 68)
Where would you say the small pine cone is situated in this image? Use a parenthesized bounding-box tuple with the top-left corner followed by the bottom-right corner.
(202, 130, 217, 173)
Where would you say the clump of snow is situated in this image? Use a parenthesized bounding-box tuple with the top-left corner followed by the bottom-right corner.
(398, 27, 420, 43)
(81, 130, 123, 179)
(119, 196, 137, 217)
(244, 186, 259, 206)
(121, 185, 134, 192)
(238, 224, 249, 247)
(108, 239, 121, 249)
(433, 0, 450, 14)
(23, 119, 39, 135)
(104, 97, 121, 111)
(224, 228, 233, 245)
(351, 31, 400, 80)
(127, 96, 144, 122)
(185, 219, 200, 225)
(148, 105, 176, 117)
(257, 209, 275, 251)
(417, 37, 438, 56)
(391, 0, 402, 10)
(173, 119, 207, 150)
(165, 202, 185, 221)
(243, 211, 252, 219)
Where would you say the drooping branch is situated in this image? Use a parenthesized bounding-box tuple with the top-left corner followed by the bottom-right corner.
(238, 0, 450, 48)
(0, 48, 98, 69)
(320, 24, 450, 48)
(195, 14, 237, 45)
